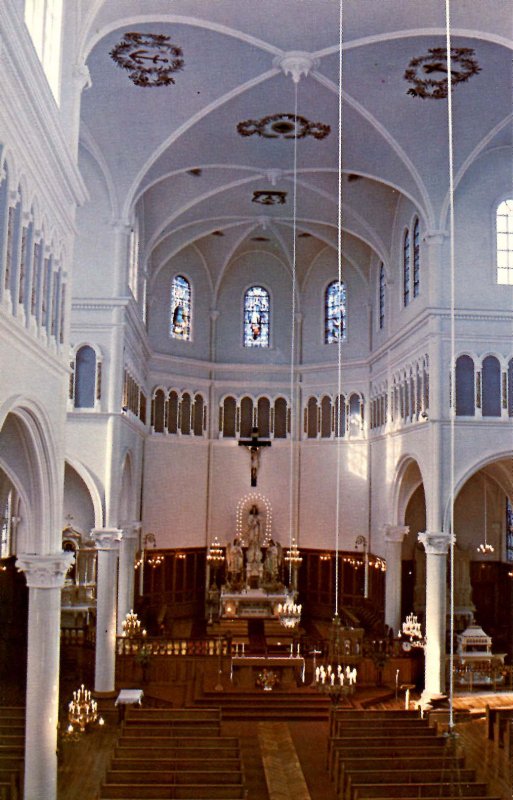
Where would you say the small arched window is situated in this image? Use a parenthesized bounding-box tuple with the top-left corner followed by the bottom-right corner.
(403, 229, 410, 306)
(180, 393, 191, 435)
(325, 280, 346, 343)
(306, 397, 319, 439)
(455, 355, 475, 416)
(193, 394, 205, 436)
(413, 217, 420, 298)
(497, 200, 513, 284)
(257, 397, 270, 438)
(168, 391, 178, 434)
(349, 393, 363, 437)
(379, 263, 385, 330)
(222, 396, 237, 437)
(170, 275, 191, 341)
(240, 397, 254, 438)
(482, 356, 501, 417)
(243, 286, 270, 348)
(321, 395, 332, 438)
(74, 345, 97, 408)
(274, 398, 288, 439)
(152, 389, 166, 432)
(334, 394, 346, 438)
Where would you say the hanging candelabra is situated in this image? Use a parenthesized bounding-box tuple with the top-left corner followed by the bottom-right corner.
(477, 475, 494, 554)
(399, 612, 426, 650)
(67, 685, 104, 734)
(276, 599, 302, 630)
(122, 609, 146, 638)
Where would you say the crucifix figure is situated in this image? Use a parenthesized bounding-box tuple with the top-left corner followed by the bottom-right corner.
(238, 427, 271, 486)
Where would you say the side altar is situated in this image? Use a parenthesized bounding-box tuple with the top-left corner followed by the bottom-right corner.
(206, 496, 302, 624)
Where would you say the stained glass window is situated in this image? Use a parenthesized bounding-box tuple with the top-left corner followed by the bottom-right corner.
(403, 230, 410, 306)
(506, 498, 513, 562)
(170, 275, 191, 340)
(413, 217, 420, 298)
(243, 286, 270, 348)
(379, 263, 385, 330)
(497, 199, 513, 284)
(325, 280, 346, 344)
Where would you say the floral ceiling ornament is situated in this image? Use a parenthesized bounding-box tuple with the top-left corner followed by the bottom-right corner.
(404, 47, 480, 99)
(252, 191, 287, 206)
(110, 32, 184, 87)
(237, 114, 330, 140)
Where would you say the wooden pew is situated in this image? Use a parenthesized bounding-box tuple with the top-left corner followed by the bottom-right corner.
(335, 754, 464, 794)
(351, 784, 492, 799)
(344, 768, 477, 800)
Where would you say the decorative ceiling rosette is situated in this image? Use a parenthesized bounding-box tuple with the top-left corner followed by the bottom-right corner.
(404, 47, 480, 99)
(110, 32, 184, 87)
(252, 191, 287, 206)
(237, 113, 330, 140)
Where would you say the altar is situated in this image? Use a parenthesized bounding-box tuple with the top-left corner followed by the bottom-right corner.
(231, 656, 305, 689)
(221, 588, 289, 619)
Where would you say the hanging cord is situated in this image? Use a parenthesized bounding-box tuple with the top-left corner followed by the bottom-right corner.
(445, 0, 456, 732)
(287, 80, 299, 589)
(334, 0, 344, 616)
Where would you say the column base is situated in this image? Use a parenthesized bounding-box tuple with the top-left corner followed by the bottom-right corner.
(417, 690, 448, 712)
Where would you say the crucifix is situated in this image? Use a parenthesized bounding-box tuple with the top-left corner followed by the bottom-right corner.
(238, 427, 271, 486)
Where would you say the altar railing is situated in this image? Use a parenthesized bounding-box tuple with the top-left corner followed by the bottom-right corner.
(116, 636, 231, 657)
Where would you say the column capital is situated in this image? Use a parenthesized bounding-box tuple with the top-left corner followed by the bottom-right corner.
(383, 524, 409, 543)
(418, 531, 454, 555)
(92, 528, 123, 550)
(16, 552, 74, 588)
(121, 527, 139, 542)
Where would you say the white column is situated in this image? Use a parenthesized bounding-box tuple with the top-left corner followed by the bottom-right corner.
(93, 528, 122, 693)
(117, 525, 139, 634)
(383, 525, 409, 635)
(16, 552, 74, 800)
(418, 531, 453, 700)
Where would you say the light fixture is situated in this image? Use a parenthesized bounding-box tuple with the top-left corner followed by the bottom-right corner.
(477, 474, 494, 554)
(68, 685, 103, 734)
(399, 612, 426, 650)
(122, 609, 145, 638)
(276, 599, 302, 630)
(207, 537, 224, 567)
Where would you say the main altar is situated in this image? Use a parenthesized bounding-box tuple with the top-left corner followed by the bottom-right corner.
(205, 495, 301, 625)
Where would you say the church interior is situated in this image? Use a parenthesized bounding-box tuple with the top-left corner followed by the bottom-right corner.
(3, 1, 513, 798)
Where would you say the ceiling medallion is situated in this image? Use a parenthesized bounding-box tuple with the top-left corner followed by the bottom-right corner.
(404, 47, 480, 99)
(238, 114, 330, 140)
(252, 191, 287, 206)
(110, 32, 184, 87)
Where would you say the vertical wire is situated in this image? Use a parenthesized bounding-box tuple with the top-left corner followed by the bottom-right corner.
(445, 0, 456, 731)
(334, 0, 344, 616)
(287, 80, 299, 589)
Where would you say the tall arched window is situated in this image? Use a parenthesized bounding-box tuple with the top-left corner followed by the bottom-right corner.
(413, 217, 420, 298)
(482, 356, 501, 417)
(74, 346, 97, 408)
(455, 355, 475, 416)
(243, 286, 270, 348)
(497, 199, 513, 284)
(379, 263, 385, 330)
(222, 396, 237, 437)
(403, 229, 410, 306)
(273, 398, 288, 439)
(325, 280, 346, 343)
(170, 275, 191, 340)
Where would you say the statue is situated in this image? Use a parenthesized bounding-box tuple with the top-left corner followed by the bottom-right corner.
(226, 537, 243, 588)
(264, 539, 282, 583)
(246, 504, 262, 547)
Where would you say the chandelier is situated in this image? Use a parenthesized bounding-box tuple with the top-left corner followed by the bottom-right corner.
(276, 599, 302, 629)
(315, 664, 357, 705)
(122, 609, 145, 638)
(284, 538, 302, 568)
(67, 685, 103, 734)
(207, 537, 225, 567)
(399, 612, 426, 650)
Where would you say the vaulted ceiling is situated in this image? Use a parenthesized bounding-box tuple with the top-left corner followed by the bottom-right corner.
(78, 0, 513, 287)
